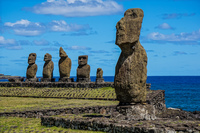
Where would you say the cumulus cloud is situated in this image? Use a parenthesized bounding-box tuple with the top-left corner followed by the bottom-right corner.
(142, 29, 200, 45)
(25, 0, 123, 17)
(4, 19, 91, 36)
(0, 36, 16, 45)
(49, 20, 90, 32)
(161, 13, 195, 19)
(4, 19, 45, 36)
(66, 45, 91, 50)
(155, 23, 175, 30)
(0, 36, 22, 50)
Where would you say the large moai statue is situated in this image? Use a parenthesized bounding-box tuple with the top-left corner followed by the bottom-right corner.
(77, 55, 90, 82)
(41, 53, 54, 82)
(59, 47, 72, 82)
(114, 8, 156, 120)
(96, 68, 104, 83)
(26, 53, 38, 82)
(114, 8, 147, 104)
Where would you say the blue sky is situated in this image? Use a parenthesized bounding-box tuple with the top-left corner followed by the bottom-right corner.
(0, 0, 200, 77)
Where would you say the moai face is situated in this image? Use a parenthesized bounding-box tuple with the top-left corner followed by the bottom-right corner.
(59, 47, 68, 58)
(78, 55, 88, 66)
(28, 53, 36, 65)
(97, 68, 102, 72)
(44, 53, 52, 62)
(116, 8, 143, 48)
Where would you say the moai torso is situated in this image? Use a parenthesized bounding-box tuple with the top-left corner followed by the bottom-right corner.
(96, 68, 103, 78)
(114, 8, 147, 104)
(43, 53, 54, 79)
(59, 47, 72, 78)
(26, 53, 37, 79)
(77, 55, 90, 79)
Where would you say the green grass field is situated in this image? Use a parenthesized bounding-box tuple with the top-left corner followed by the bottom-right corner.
(0, 117, 104, 133)
(0, 87, 118, 133)
(0, 97, 118, 113)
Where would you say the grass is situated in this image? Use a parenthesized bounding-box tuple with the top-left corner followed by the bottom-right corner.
(0, 87, 116, 99)
(0, 97, 118, 113)
(0, 117, 104, 133)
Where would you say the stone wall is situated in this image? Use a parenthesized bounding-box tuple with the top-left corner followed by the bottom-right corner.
(0, 82, 114, 88)
(0, 106, 116, 118)
(41, 116, 166, 133)
(41, 116, 200, 132)
(0, 82, 151, 89)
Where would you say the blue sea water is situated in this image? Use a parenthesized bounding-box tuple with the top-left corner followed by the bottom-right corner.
(0, 76, 199, 112)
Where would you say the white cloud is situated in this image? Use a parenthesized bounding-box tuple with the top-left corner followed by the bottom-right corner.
(0, 36, 22, 50)
(14, 29, 44, 36)
(67, 45, 91, 50)
(155, 23, 174, 30)
(4, 19, 91, 36)
(33, 39, 49, 46)
(142, 29, 200, 45)
(4, 19, 31, 27)
(49, 20, 89, 32)
(0, 36, 16, 45)
(26, 0, 123, 17)
(4, 19, 45, 36)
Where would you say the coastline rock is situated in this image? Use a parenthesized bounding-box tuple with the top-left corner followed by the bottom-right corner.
(114, 8, 147, 104)
(77, 55, 90, 82)
(26, 53, 37, 79)
(59, 47, 72, 79)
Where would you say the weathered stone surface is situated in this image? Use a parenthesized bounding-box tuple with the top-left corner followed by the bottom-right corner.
(58, 77, 74, 82)
(96, 68, 103, 78)
(115, 104, 156, 120)
(114, 8, 147, 104)
(96, 68, 104, 83)
(59, 47, 72, 79)
(77, 55, 90, 82)
(26, 53, 37, 79)
(43, 53, 54, 79)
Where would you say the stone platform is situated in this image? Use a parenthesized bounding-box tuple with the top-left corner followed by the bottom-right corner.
(0, 81, 151, 89)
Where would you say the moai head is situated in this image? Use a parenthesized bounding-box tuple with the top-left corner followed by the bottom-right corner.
(78, 55, 88, 66)
(44, 53, 52, 62)
(28, 53, 37, 65)
(59, 47, 68, 58)
(97, 68, 102, 73)
(116, 8, 144, 50)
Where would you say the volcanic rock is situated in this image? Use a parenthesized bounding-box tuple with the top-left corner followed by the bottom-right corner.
(59, 47, 72, 79)
(114, 8, 147, 104)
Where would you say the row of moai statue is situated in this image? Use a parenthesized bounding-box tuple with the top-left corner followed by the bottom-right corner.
(26, 47, 104, 83)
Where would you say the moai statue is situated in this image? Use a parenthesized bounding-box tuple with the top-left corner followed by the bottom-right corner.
(41, 53, 54, 82)
(58, 47, 72, 82)
(26, 53, 38, 82)
(114, 8, 147, 104)
(96, 68, 104, 83)
(76, 55, 90, 82)
(114, 8, 156, 121)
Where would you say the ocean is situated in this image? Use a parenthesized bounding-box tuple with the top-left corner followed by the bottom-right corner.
(0, 76, 199, 112)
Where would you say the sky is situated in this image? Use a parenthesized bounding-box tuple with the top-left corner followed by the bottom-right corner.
(0, 0, 200, 77)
